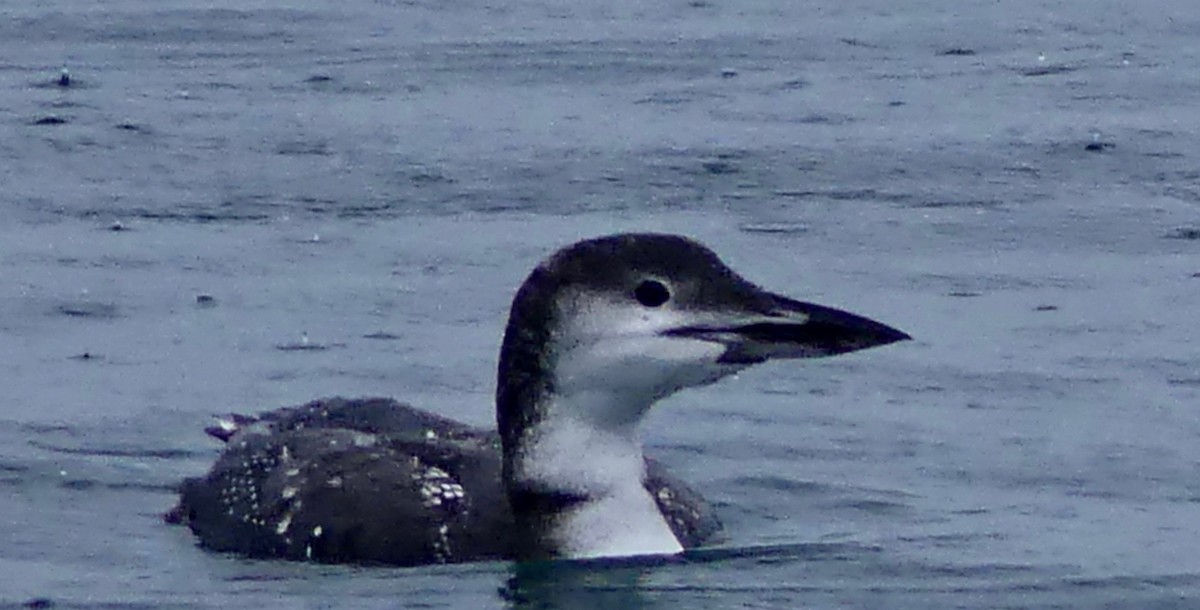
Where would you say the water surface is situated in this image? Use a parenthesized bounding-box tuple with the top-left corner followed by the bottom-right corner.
(2, 0, 1199, 607)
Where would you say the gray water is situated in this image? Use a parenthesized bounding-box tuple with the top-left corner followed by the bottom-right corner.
(3, 0, 1199, 607)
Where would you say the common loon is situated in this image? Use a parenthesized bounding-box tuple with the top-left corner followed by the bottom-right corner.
(167, 233, 909, 565)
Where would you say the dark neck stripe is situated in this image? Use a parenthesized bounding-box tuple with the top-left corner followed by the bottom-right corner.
(507, 485, 591, 516)
(506, 484, 593, 558)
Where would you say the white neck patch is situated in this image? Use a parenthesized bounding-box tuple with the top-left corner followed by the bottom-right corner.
(550, 296, 732, 430)
(519, 410, 683, 559)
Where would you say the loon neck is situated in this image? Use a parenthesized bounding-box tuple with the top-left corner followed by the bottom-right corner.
(494, 254, 683, 559)
(495, 301, 681, 557)
(504, 393, 683, 559)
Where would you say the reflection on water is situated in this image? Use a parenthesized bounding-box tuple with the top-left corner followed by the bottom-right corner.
(502, 559, 663, 610)
(499, 543, 869, 609)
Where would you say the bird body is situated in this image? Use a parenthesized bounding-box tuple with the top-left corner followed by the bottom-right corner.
(168, 234, 908, 565)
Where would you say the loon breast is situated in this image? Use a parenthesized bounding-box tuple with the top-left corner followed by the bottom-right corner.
(167, 397, 721, 565)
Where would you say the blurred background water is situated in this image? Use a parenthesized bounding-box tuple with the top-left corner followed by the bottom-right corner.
(2, 0, 1199, 607)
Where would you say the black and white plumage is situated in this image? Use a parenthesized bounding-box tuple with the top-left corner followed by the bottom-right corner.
(166, 396, 720, 565)
(167, 233, 908, 565)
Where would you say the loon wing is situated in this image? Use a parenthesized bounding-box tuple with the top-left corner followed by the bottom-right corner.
(168, 397, 721, 565)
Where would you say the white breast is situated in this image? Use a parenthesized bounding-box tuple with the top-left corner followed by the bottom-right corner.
(556, 480, 683, 559)
(518, 411, 684, 559)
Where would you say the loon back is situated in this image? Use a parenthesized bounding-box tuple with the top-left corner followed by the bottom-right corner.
(166, 397, 721, 565)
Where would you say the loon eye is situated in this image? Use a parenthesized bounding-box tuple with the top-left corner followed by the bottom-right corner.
(634, 279, 671, 308)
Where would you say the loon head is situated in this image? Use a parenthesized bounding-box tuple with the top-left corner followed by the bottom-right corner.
(495, 233, 909, 559)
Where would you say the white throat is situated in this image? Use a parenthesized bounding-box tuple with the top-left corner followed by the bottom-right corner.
(507, 300, 737, 559)
(518, 400, 683, 559)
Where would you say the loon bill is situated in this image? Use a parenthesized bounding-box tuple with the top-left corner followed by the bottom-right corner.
(167, 233, 909, 566)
